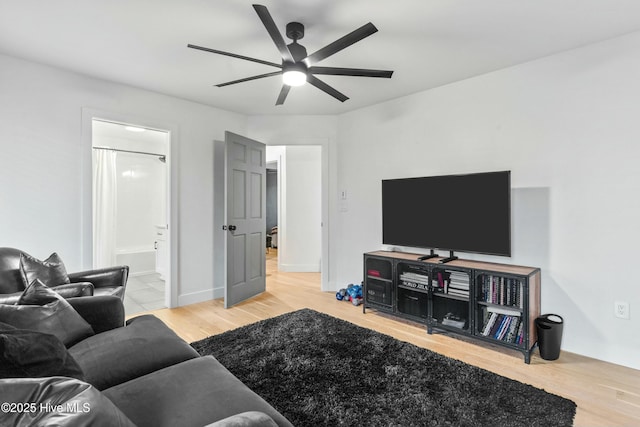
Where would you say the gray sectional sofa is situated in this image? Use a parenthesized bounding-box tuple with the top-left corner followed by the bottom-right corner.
(0, 294, 292, 427)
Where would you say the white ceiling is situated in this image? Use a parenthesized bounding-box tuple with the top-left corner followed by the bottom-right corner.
(1, 0, 640, 115)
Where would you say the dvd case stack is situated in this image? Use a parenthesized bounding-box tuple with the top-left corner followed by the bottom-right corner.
(399, 272, 430, 292)
(445, 270, 470, 299)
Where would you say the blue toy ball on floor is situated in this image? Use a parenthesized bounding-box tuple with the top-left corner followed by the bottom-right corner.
(335, 288, 347, 301)
(336, 284, 363, 303)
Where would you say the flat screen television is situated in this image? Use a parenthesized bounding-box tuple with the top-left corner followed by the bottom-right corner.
(382, 171, 511, 257)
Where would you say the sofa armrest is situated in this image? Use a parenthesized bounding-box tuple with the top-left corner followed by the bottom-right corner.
(68, 266, 129, 290)
(67, 295, 125, 333)
(51, 282, 95, 298)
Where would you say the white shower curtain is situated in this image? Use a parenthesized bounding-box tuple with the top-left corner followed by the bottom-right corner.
(93, 149, 118, 268)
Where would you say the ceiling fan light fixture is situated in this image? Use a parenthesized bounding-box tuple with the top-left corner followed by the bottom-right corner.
(283, 70, 307, 86)
(282, 62, 307, 86)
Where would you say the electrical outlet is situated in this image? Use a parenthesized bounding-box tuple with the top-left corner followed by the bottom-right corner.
(614, 301, 630, 319)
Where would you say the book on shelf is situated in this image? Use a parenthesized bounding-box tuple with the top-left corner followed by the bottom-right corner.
(447, 271, 469, 282)
(485, 305, 521, 316)
(400, 280, 429, 292)
(480, 310, 521, 344)
(447, 289, 469, 298)
(479, 274, 524, 309)
(447, 273, 468, 279)
(515, 322, 524, 345)
(481, 312, 499, 336)
(496, 316, 513, 340)
(367, 269, 381, 277)
(399, 272, 429, 285)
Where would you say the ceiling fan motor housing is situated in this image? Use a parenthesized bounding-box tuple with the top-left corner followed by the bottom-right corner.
(286, 22, 304, 41)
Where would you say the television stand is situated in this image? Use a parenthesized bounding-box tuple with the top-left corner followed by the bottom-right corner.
(418, 250, 438, 261)
(363, 250, 541, 363)
(439, 251, 458, 264)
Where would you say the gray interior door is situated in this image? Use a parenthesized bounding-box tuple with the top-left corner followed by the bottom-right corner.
(224, 131, 266, 308)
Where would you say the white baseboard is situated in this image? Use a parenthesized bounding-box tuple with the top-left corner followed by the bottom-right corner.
(278, 263, 321, 272)
(177, 289, 215, 306)
(322, 280, 337, 292)
(177, 287, 225, 307)
(129, 270, 157, 277)
(213, 286, 224, 300)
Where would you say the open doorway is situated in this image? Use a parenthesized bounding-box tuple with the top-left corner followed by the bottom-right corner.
(91, 119, 169, 315)
(266, 145, 322, 280)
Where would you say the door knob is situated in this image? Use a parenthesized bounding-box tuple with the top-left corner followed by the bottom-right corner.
(228, 225, 237, 231)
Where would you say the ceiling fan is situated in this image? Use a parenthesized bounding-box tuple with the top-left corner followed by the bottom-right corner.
(188, 4, 393, 105)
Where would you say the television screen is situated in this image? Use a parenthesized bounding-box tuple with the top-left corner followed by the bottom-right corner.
(382, 171, 511, 257)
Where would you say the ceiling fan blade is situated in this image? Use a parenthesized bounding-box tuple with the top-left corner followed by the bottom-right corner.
(307, 75, 348, 102)
(275, 85, 291, 105)
(216, 71, 282, 87)
(252, 4, 294, 63)
(188, 44, 282, 68)
(304, 22, 378, 65)
(309, 66, 393, 78)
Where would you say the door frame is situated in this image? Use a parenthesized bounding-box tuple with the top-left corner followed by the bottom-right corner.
(81, 108, 180, 308)
(263, 138, 330, 291)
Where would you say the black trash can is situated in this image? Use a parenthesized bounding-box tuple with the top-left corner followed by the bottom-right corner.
(536, 314, 564, 360)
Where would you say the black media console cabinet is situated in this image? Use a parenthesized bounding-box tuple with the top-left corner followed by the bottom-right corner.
(363, 251, 541, 363)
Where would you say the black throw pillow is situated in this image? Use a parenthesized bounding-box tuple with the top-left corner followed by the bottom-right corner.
(0, 328, 85, 380)
(0, 280, 94, 347)
(20, 251, 71, 288)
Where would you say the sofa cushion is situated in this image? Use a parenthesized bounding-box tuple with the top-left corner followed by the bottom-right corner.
(69, 315, 199, 390)
(103, 356, 293, 427)
(0, 280, 94, 347)
(0, 377, 135, 427)
(0, 325, 85, 380)
(20, 252, 70, 288)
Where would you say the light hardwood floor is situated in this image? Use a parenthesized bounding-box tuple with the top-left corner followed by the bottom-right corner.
(138, 250, 640, 426)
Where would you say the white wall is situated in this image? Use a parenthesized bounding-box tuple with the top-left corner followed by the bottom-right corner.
(334, 32, 640, 369)
(0, 53, 246, 305)
(278, 146, 322, 272)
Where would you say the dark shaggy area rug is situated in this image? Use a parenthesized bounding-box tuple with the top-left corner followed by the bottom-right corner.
(191, 309, 576, 427)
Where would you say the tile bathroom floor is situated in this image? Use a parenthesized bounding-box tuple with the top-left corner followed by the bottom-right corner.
(124, 273, 166, 315)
